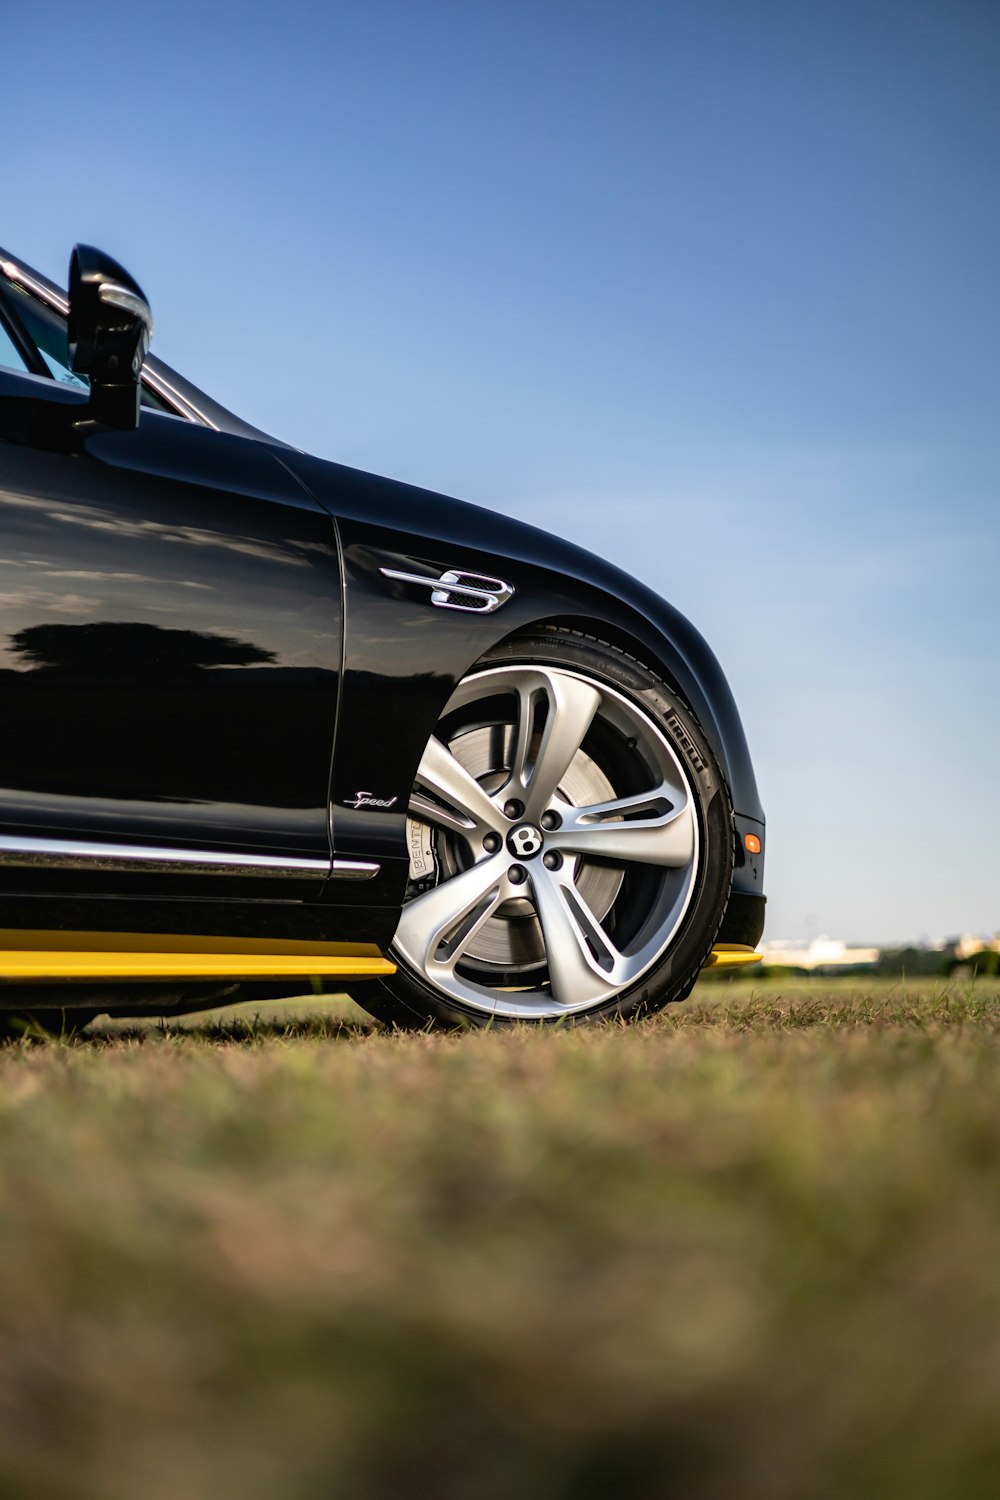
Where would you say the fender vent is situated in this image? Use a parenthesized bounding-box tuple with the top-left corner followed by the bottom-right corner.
(379, 566, 515, 614)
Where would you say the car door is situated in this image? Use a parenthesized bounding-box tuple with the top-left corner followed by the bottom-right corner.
(0, 343, 343, 899)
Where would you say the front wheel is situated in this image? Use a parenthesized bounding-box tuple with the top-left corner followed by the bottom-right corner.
(360, 630, 733, 1029)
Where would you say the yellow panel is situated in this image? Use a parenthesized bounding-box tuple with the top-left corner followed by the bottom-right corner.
(0, 933, 756, 981)
(0, 952, 394, 983)
(0, 929, 383, 958)
(703, 944, 762, 969)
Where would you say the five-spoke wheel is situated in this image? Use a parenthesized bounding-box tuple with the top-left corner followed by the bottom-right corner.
(367, 632, 732, 1028)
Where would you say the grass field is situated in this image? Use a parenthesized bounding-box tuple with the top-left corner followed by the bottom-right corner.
(1, 977, 999, 1500)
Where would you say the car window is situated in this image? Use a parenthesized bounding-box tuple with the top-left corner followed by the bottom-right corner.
(4, 281, 89, 389)
(0, 310, 29, 373)
(1, 279, 172, 411)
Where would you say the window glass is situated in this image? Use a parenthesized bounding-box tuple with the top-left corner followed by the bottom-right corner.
(0, 311, 29, 373)
(4, 281, 88, 388)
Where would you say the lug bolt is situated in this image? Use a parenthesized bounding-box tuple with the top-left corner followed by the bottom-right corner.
(483, 832, 502, 853)
(542, 850, 563, 871)
(508, 864, 527, 885)
(540, 810, 562, 831)
(503, 799, 524, 820)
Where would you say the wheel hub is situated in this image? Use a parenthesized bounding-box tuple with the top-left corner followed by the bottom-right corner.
(506, 822, 544, 859)
(406, 723, 623, 972)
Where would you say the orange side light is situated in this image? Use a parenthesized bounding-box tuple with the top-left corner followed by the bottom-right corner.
(745, 833, 761, 855)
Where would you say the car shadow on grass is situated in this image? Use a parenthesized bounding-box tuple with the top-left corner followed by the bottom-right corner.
(93, 996, 382, 1046)
(0, 995, 382, 1048)
(123, 1019, 375, 1047)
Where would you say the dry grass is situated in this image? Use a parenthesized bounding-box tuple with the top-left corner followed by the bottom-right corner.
(0, 978, 998, 1499)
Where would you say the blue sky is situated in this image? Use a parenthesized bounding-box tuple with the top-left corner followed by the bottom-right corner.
(6, 0, 998, 943)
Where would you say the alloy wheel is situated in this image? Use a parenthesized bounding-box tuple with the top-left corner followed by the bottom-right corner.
(393, 663, 701, 1019)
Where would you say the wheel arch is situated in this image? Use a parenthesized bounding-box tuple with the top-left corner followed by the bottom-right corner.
(504, 612, 697, 704)
(326, 528, 762, 910)
(483, 609, 757, 823)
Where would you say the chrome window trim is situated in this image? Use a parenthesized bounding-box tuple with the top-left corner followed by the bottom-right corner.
(0, 259, 66, 312)
(0, 835, 379, 881)
(139, 365, 218, 427)
(0, 258, 213, 428)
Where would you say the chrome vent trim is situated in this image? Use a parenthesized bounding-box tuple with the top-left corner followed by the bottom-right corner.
(379, 566, 514, 614)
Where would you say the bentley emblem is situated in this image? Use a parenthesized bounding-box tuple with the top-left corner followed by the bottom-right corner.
(507, 823, 544, 859)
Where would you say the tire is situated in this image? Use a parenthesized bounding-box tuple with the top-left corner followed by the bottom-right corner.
(357, 629, 733, 1029)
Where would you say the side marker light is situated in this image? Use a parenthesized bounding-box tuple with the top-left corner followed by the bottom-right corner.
(745, 834, 761, 854)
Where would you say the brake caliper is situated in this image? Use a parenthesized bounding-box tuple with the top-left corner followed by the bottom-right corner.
(406, 818, 437, 888)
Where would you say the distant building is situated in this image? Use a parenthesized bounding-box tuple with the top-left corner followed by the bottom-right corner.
(953, 933, 1000, 961)
(941, 933, 1000, 975)
(760, 936, 880, 971)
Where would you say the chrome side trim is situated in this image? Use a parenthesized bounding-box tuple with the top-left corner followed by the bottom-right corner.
(330, 858, 380, 881)
(379, 566, 514, 614)
(0, 835, 333, 879)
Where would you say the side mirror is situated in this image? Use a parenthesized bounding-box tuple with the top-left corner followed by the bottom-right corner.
(68, 245, 153, 430)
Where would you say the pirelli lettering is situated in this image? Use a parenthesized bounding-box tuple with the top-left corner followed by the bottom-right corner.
(665, 712, 707, 774)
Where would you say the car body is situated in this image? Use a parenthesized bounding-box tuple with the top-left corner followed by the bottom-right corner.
(0, 244, 764, 1028)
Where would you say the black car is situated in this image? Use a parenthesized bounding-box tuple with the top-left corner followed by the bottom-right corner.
(0, 244, 764, 1030)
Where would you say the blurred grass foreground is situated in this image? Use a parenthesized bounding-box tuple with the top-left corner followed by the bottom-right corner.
(1, 978, 999, 1500)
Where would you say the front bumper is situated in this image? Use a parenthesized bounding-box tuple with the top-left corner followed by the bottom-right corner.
(716, 890, 766, 950)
